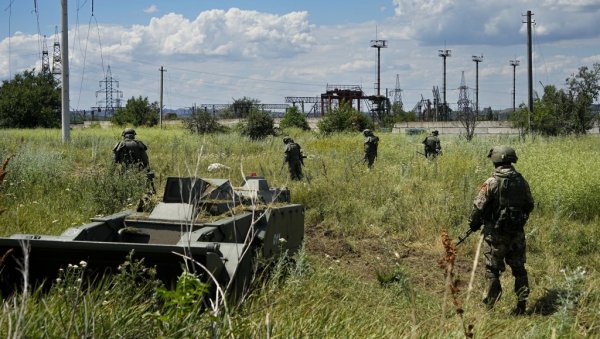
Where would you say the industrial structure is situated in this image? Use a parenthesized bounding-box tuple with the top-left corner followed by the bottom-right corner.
(94, 65, 123, 118)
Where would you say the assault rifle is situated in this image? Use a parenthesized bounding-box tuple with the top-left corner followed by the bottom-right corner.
(456, 227, 477, 246)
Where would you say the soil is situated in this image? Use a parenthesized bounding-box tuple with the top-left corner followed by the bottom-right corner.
(305, 222, 475, 291)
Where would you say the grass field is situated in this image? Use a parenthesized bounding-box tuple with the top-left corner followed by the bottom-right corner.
(0, 127, 599, 338)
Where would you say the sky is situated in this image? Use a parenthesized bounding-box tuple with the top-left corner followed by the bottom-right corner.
(1, 0, 599, 113)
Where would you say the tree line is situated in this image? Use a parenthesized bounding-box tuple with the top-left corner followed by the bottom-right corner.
(1, 63, 598, 138)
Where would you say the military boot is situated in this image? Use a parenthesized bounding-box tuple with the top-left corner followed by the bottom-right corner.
(512, 275, 529, 315)
(483, 278, 502, 309)
(511, 300, 527, 316)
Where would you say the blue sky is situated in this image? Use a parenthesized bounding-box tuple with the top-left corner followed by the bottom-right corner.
(1, 0, 599, 112)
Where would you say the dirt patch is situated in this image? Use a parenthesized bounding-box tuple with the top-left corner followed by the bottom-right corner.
(305, 223, 475, 291)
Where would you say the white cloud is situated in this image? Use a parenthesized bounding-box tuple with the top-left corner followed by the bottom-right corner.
(144, 5, 158, 14)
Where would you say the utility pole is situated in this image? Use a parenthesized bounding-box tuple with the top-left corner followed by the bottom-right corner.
(510, 59, 520, 112)
(370, 38, 387, 119)
(524, 10, 534, 131)
(61, 0, 70, 143)
(438, 48, 451, 120)
(159, 66, 166, 129)
(472, 55, 483, 116)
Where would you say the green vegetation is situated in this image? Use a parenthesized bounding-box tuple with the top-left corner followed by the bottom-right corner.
(0, 69, 61, 128)
(0, 128, 599, 337)
(111, 96, 159, 127)
(513, 63, 600, 136)
(184, 107, 226, 134)
(280, 106, 310, 131)
(239, 109, 276, 139)
(317, 101, 374, 134)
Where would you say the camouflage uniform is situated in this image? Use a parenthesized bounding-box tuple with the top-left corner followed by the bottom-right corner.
(468, 146, 534, 315)
(113, 128, 150, 170)
(283, 137, 304, 181)
(422, 130, 441, 158)
(363, 129, 379, 169)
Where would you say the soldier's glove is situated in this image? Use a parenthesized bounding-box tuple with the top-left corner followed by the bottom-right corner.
(469, 222, 481, 232)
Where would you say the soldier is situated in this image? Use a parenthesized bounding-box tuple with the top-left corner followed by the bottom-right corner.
(113, 128, 150, 170)
(282, 136, 304, 180)
(422, 130, 442, 158)
(468, 146, 534, 315)
(362, 129, 379, 169)
(113, 128, 155, 198)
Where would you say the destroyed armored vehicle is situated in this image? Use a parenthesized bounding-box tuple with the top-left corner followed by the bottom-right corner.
(0, 175, 304, 301)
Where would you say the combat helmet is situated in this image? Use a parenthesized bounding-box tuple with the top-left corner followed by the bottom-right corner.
(362, 129, 372, 137)
(487, 145, 518, 164)
(122, 128, 136, 137)
(432, 130, 439, 136)
(283, 136, 292, 144)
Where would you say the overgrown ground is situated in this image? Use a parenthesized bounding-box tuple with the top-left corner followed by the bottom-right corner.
(0, 127, 598, 338)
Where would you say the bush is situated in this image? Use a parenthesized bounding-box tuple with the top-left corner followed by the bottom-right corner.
(317, 102, 373, 134)
(240, 109, 276, 140)
(280, 107, 310, 131)
(184, 108, 224, 134)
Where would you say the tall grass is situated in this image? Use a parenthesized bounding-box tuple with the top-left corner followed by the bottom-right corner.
(0, 127, 599, 337)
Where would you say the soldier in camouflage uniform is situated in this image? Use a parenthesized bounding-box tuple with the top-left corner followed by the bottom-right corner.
(468, 146, 534, 315)
(282, 136, 304, 181)
(113, 128, 150, 170)
(422, 130, 441, 158)
(362, 129, 379, 169)
(113, 128, 155, 199)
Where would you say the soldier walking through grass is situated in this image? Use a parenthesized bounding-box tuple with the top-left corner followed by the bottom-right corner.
(467, 146, 534, 315)
(362, 129, 379, 169)
(113, 128, 156, 203)
(422, 130, 441, 158)
(282, 136, 304, 180)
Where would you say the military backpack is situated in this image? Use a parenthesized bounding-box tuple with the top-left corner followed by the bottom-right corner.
(494, 174, 530, 232)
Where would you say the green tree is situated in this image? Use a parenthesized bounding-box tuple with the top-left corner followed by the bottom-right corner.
(280, 106, 310, 131)
(317, 101, 374, 134)
(111, 96, 159, 127)
(389, 102, 415, 123)
(0, 69, 61, 128)
(240, 109, 275, 140)
(513, 63, 600, 136)
(221, 97, 259, 118)
(184, 107, 224, 134)
(566, 63, 600, 134)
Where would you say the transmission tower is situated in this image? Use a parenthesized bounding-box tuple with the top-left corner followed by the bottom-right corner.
(41, 35, 50, 75)
(52, 26, 62, 84)
(457, 71, 471, 113)
(95, 65, 123, 117)
(391, 74, 403, 109)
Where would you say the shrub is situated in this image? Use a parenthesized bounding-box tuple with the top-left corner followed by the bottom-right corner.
(240, 109, 276, 140)
(184, 108, 224, 134)
(280, 107, 310, 131)
(317, 102, 373, 134)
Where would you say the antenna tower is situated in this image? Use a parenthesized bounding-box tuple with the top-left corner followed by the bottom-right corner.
(41, 35, 50, 74)
(95, 65, 123, 116)
(392, 74, 403, 109)
(52, 26, 62, 84)
(457, 71, 471, 113)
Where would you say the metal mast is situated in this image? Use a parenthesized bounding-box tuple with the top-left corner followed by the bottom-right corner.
(41, 35, 50, 74)
(472, 55, 483, 116)
(510, 59, 520, 112)
(370, 39, 387, 97)
(457, 71, 470, 113)
(392, 74, 403, 109)
(95, 65, 123, 117)
(438, 48, 451, 120)
(52, 26, 62, 85)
